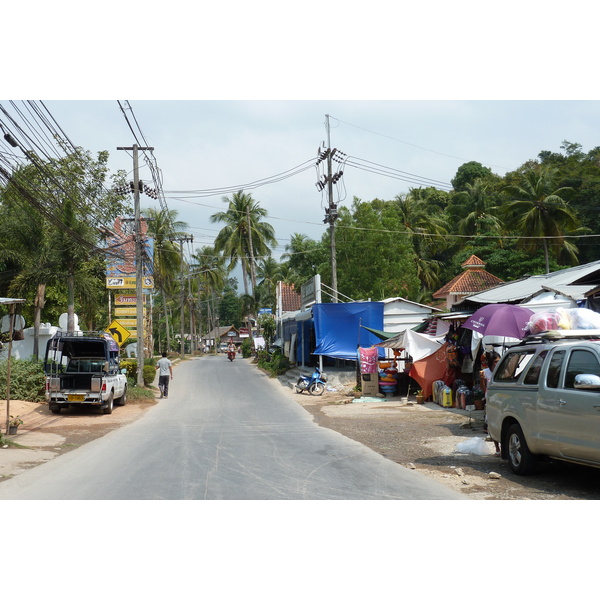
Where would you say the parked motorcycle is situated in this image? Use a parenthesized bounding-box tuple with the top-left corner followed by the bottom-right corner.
(295, 366, 327, 396)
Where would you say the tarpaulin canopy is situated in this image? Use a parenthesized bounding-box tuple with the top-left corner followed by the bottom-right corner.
(313, 302, 384, 361)
(375, 329, 445, 361)
(360, 325, 397, 340)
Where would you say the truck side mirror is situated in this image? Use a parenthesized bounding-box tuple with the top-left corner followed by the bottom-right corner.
(574, 374, 600, 389)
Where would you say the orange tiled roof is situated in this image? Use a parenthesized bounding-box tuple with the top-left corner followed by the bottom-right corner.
(280, 283, 301, 311)
(433, 255, 503, 298)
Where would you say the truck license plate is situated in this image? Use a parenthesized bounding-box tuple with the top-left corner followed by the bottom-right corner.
(68, 394, 85, 402)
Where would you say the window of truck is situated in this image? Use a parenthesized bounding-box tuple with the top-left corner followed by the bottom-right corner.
(495, 350, 535, 383)
(565, 349, 600, 389)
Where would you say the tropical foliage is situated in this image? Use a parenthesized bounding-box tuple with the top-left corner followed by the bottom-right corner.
(2, 137, 600, 359)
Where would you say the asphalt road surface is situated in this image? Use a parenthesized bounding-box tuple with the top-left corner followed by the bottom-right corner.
(0, 357, 462, 500)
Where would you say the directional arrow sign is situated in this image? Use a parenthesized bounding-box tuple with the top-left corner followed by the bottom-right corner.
(106, 320, 131, 346)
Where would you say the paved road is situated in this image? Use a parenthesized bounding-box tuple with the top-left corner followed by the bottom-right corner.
(0, 357, 462, 499)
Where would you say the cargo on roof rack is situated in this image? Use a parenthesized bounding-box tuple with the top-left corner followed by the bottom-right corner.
(522, 329, 600, 343)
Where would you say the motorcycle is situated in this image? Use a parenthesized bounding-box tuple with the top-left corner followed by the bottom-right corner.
(227, 349, 236, 361)
(295, 365, 327, 396)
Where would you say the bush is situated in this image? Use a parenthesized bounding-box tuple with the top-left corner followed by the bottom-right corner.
(120, 359, 157, 387)
(0, 359, 46, 402)
(143, 364, 156, 386)
(240, 338, 253, 358)
(257, 349, 290, 377)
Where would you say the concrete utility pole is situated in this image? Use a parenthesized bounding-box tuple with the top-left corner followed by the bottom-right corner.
(324, 114, 339, 302)
(117, 143, 153, 387)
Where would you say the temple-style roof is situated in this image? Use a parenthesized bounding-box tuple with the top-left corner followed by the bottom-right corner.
(433, 255, 504, 306)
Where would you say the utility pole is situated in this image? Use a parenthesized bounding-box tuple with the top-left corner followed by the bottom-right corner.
(320, 115, 342, 302)
(117, 143, 153, 387)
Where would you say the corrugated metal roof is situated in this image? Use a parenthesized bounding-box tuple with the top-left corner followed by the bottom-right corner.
(466, 261, 600, 304)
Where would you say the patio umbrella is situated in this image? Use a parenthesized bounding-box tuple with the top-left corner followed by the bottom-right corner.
(461, 303, 534, 339)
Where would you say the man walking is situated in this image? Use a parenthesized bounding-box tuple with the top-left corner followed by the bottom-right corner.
(156, 352, 173, 398)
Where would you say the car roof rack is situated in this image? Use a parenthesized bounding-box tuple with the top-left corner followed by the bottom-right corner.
(522, 329, 600, 343)
(51, 330, 111, 339)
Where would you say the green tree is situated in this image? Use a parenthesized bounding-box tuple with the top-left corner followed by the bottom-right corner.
(332, 197, 421, 301)
(451, 161, 495, 192)
(501, 166, 581, 273)
(145, 207, 188, 352)
(210, 191, 277, 297)
(394, 190, 449, 290)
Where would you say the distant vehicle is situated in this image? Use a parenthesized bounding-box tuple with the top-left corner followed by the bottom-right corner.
(44, 331, 127, 415)
(219, 342, 228, 353)
(487, 329, 600, 474)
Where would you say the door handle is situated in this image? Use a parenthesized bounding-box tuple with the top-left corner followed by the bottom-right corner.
(558, 399, 567, 405)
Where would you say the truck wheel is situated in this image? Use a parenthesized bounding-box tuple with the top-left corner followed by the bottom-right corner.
(309, 382, 325, 396)
(115, 385, 127, 406)
(506, 423, 537, 475)
(103, 392, 114, 415)
(50, 405, 61, 414)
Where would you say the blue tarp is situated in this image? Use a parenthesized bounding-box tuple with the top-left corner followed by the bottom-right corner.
(312, 302, 384, 361)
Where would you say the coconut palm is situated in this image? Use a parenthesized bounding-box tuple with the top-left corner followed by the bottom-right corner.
(145, 207, 188, 351)
(502, 166, 579, 273)
(451, 179, 503, 236)
(210, 191, 277, 297)
(190, 245, 226, 337)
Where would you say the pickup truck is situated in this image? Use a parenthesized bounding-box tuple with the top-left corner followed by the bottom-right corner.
(44, 331, 128, 415)
(487, 329, 600, 474)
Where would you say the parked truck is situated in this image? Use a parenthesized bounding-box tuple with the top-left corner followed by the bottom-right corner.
(487, 329, 600, 474)
(44, 331, 127, 415)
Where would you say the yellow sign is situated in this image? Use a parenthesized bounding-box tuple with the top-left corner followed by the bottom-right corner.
(115, 307, 146, 316)
(106, 277, 154, 289)
(117, 319, 137, 327)
(106, 320, 131, 346)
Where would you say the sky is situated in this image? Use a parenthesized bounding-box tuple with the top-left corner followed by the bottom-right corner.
(21, 99, 600, 267)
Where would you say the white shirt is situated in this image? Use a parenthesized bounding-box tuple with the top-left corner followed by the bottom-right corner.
(157, 357, 172, 376)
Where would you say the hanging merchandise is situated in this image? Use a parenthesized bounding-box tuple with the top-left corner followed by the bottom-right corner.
(359, 347, 378, 374)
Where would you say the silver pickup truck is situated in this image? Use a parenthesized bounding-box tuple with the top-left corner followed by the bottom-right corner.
(487, 329, 600, 474)
(44, 331, 127, 415)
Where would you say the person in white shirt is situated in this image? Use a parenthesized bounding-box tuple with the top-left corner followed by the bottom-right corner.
(155, 352, 173, 398)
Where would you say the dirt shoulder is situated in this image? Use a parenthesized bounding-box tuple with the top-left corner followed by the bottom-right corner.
(0, 397, 155, 481)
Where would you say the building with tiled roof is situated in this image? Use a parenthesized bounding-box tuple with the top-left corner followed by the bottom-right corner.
(277, 282, 301, 313)
(433, 255, 504, 310)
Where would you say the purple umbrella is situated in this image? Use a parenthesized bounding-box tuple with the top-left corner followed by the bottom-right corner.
(462, 303, 534, 339)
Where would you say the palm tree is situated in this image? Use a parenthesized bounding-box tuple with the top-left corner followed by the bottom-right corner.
(394, 190, 448, 290)
(502, 166, 579, 273)
(210, 191, 277, 297)
(145, 208, 188, 351)
(190, 245, 226, 339)
(452, 179, 503, 236)
(256, 256, 281, 310)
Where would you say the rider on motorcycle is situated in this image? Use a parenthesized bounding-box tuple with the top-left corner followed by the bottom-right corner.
(227, 341, 236, 360)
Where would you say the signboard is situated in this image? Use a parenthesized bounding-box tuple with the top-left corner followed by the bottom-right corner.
(106, 277, 154, 289)
(258, 308, 272, 315)
(115, 307, 146, 317)
(301, 274, 321, 309)
(116, 319, 137, 327)
(115, 295, 137, 305)
(239, 327, 249, 338)
(106, 320, 131, 346)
